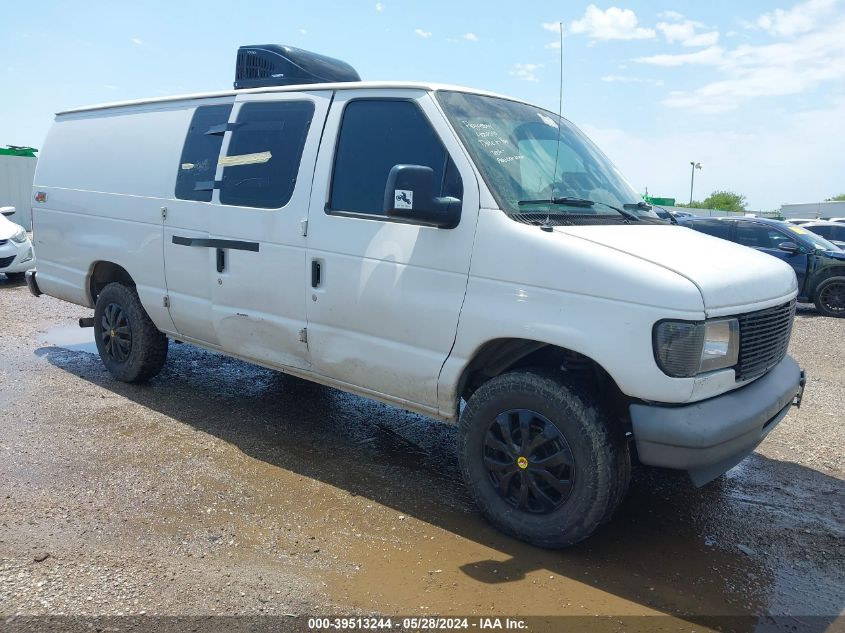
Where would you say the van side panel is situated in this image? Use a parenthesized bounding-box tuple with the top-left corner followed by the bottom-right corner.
(32, 104, 207, 332)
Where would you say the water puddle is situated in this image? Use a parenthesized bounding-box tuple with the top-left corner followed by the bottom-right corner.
(40, 323, 98, 354)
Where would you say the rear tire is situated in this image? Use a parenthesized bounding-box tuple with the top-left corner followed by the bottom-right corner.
(4, 272, 25, 282)
(814, 276, 845, 317)
(458, 369, 630, 548)
(94, 282, 168, 383)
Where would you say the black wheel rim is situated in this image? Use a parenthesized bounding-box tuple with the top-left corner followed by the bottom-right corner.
(100, 303, 132, 362)
(483, 409, 575, 514)
(820, 282, 845, 314)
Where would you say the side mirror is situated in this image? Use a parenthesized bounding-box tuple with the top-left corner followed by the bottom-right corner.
(0, 206, 15, 217)
(778, 241, 800, 254)
(383, 165, 461, 229)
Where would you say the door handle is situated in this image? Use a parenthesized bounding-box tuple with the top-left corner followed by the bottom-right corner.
(216, 248, 225, 273)
(311, 260, 322, 288)
(172, 236, 260, 252)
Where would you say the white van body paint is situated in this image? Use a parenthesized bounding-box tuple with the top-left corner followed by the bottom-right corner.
(31, 81, 799, 421)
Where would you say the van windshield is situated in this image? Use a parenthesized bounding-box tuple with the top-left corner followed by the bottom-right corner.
(437, 91, 647, 224)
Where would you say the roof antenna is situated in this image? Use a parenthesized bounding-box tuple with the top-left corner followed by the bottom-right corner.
(549, 22, 564, 206)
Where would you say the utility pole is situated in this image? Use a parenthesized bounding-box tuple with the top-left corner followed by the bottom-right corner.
(689, 161, 702, 205)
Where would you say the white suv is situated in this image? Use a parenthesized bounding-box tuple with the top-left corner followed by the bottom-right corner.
(26, 48, 804, 547)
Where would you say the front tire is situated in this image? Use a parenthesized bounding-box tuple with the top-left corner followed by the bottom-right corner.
(458, 370, 629, 548)
(94, 282, 168, 382)
(814, 276, 845, 317)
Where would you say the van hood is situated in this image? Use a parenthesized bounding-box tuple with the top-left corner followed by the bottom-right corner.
(554, 224, 797, 313)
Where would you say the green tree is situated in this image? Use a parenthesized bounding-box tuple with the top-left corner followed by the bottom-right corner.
(678, 190, 747, 212)
(826, 193, 845, 201)
(700, 190, 747, 212)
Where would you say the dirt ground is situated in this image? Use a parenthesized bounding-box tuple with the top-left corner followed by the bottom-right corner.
(0, 274, 843, 631)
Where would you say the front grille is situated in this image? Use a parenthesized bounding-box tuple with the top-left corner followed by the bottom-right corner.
(0, 254, 16, 269)
(736, 299, 796, 381)
(0, 239, 7, 246)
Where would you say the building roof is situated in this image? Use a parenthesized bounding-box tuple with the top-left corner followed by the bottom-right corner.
(0, 146, 37, 158)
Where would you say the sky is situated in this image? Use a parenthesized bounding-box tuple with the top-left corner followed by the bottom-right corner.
(1, 0, 843, 210)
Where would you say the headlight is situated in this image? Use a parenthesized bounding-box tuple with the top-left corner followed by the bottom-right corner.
(653, 318, 739, 377)
(10, 228, 27, 244)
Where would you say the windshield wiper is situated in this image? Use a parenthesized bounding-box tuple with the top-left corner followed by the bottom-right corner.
(626, 200, 679, 225)
(623, 201, 652, 211)
(518, 196, 640, 222)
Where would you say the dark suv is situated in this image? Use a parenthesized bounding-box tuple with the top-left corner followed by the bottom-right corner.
(680, 216, 845, 317)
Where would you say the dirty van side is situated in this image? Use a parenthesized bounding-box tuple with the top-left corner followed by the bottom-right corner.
(29, 48, 803, 548)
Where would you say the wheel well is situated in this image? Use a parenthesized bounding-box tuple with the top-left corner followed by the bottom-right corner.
(88, 261, 135, 305)
(813, 266, 845, 290)
(457, 339, 626, 413)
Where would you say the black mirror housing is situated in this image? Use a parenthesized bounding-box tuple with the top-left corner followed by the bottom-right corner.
(383, 165, 460, 229)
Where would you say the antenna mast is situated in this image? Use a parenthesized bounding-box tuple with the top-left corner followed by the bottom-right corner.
(550, 22, 564, 202)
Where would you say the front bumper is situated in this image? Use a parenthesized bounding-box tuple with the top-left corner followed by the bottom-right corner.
(0, 240, 35, 274)
(630, 355, 804, 486)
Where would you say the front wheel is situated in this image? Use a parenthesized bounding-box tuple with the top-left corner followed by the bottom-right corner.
(94, 282, 168, 382)
(458, 370, 630, 548)
(814, 276, 845, 318)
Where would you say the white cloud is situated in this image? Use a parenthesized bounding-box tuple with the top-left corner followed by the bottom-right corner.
(570, 5, 655, 41)
(635, 5, 845, 112)
(375, 2, 384, 11)
(510, 63, 543, 82)
(580, 97, 845, 209)
(656, 20, 719, 47)
(601, 74, 664, 86)
(414, 28, 432, 38)
(463, 32, 479, 41)
(634, 46, 725, 67)
(131, 37, 142, 46)
(658, 10, 684, 21)
(754, 0, 837, 37)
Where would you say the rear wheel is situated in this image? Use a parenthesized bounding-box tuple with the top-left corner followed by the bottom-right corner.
(458, 370, 630, 548)
(94, 282, 168, 382)
(814, 276, 845, 317)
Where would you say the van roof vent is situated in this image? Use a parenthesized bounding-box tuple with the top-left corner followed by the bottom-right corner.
(234, 45, 361, 89)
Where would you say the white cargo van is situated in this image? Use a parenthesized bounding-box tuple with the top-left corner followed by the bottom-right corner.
(28, 46, 804, 547)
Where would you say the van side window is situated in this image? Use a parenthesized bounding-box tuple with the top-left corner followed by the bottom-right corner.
(219, 100, 315, 209)
(329, 100, 462, 216)
(175, 104, 233, 202)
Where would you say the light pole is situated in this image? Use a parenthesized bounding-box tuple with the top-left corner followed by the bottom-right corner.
(689, 161, 702, 205)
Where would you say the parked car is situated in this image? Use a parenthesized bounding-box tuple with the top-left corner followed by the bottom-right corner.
(0, 207, 35, 281)
(800, 221, 845, 249)
(27, 44, 804, 548)
(680, 216, 845, 317)
(822, 217, 845, 224)
(786, 219, 818, 225)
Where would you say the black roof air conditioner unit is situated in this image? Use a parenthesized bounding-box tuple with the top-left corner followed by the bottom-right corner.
(234, 44, 361, 89)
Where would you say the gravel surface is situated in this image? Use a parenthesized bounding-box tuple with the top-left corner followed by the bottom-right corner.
(0, 276, 843, 628)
